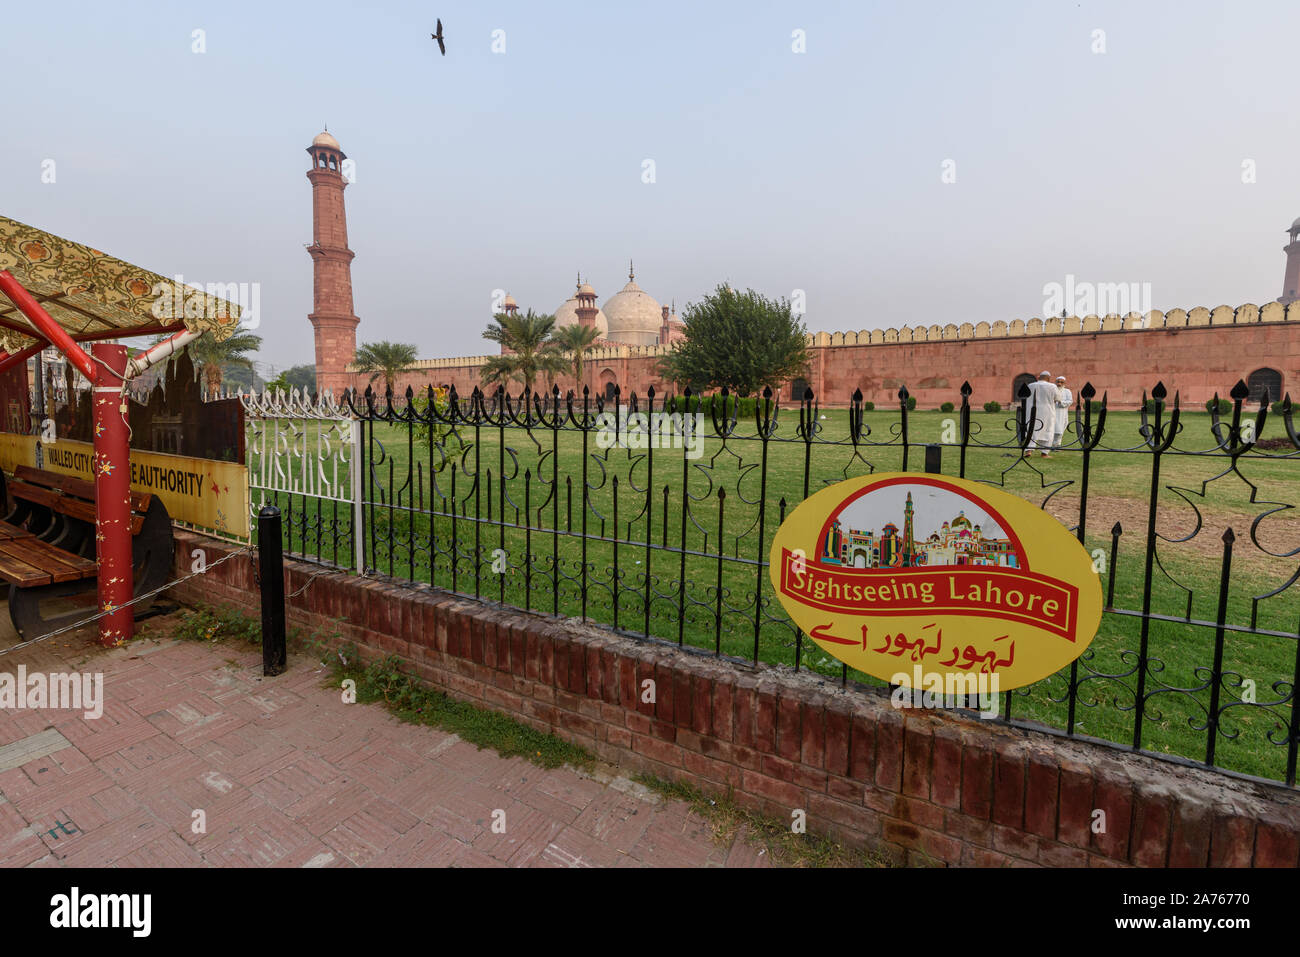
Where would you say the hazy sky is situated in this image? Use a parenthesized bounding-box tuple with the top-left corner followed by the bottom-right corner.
(3, 0, 1297, 373)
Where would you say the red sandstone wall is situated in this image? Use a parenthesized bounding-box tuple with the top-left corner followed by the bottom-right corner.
(173, 531, 1300, 867)
(346, 323, 1299, 411)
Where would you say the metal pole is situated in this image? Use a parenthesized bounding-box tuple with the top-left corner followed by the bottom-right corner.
(259, 505, 287, 676)
(91, 342, 133, 647)
(925, 443, 942, 474)
(350, 419, 364, 572)
(32, 349, 45, 468)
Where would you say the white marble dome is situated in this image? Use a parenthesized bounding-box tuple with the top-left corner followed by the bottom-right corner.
(601, 268, 661, 346)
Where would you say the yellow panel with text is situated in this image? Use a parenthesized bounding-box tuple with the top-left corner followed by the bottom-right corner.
(0, 435, 248, 539)
(769, 473, 1102, 691)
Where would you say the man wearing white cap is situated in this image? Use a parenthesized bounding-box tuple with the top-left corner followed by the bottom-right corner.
(1053, 375, 1073, 449)
(1024, 371, 1059, 457)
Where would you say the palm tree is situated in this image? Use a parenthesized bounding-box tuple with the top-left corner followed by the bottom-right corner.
(353, 341, 419, 394)
(480, 310, 567, 393)
(179, 330, 263, 398)
(550, 323, 602, 392)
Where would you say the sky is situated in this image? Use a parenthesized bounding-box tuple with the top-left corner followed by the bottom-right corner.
(2, 0, 1298, 374)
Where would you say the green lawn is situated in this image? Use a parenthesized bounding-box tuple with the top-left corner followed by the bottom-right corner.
(252, 405, 1300, 785)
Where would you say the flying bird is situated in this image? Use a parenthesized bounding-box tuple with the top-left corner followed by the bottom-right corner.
(432, 19, 445, 55)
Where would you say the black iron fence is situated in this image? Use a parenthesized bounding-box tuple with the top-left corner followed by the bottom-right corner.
(255, 379, 1300, 787)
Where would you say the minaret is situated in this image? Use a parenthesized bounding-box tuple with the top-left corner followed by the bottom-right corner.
(306, 129, 360, 396)
(575, 278, 599, 331)
(901, 492, 917, 566)
(1280, 217, 1300, 305)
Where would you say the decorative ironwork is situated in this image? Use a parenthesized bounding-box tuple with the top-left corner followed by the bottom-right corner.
(242, 387, 360, 570)
(243, 378, 1300, 788)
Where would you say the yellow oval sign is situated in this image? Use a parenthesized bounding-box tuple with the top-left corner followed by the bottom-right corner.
(769, 473, 1102, 692)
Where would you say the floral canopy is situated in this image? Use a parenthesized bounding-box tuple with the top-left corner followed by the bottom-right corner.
(0, 214, 241, 356)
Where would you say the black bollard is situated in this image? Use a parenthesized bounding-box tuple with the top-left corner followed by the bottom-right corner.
(925, 443, 942, 474)
(259, 506, 287, 677)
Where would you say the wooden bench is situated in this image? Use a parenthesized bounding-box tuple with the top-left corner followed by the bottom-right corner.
(0, 465, 173, 638)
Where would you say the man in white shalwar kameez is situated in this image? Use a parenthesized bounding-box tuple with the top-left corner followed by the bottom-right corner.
(1024, 371, 1059, 457)
(1053, 375, 1073, 449)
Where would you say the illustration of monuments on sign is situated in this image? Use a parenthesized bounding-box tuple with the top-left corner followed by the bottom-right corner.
(818, 484, 1023, 570)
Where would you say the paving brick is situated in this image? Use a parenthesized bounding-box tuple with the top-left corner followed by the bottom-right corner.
(15, 590, 1297, 871)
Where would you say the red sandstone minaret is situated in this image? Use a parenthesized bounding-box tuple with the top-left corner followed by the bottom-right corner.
(1280, 217, 1300, 305)
(575, 279, 599, 331)
(306, 129, 360, 396)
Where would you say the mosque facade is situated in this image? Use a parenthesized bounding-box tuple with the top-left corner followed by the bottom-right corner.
(308, 131, 1300, 410)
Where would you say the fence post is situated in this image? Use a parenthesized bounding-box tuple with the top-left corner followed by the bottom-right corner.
(259, 505, 287, 677)
(925, 443, 942, 474)
(349, 417, 365, 573)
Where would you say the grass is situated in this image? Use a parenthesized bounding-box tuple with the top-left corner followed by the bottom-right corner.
(250, 405, 1300, 785)
(169, 604, 262, 645)
(324, 643, 595, 771)
(632, 772, 893, 867)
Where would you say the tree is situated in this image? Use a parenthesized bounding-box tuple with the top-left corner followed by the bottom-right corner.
(549, 323, 602, 390)
(180, 329, 263, 398)
(265, 372, 292, 394)
(353, 341, 419, 394)
(480, 310, 568, 393)
(656, 284, 810, 397)
(284, 364, 316, 393)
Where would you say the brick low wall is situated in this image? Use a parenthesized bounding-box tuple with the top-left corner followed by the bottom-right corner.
(173, 531, 1300, 867)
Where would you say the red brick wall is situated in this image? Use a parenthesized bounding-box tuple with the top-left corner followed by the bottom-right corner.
(174, 530, 1300, 867)
(349, 321, 1299, 411)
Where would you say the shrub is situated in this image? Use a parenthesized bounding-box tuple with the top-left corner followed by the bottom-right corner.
(862, 401, 875, 411)
(983, 401, 1001, 413)
(411, 386, 470, 462)
(667, 393, 774, 419)
(1205, 398, 1231, 414)
(1271, 400, 1289, 414)
(906, 396, 917, 410)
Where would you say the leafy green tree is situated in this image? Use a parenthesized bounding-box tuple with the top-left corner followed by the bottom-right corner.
(480, 310, 568, 392)
(180, 329, 263, 398)
(353, 341, 419, 394)
(284, 364, 316, 393)
(549, 323, 602, 390)
(656, 284, 809, 396)
(265, 372, 292, 394)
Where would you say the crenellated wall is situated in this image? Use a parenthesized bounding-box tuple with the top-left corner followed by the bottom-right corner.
(348, 304, 1300, 409)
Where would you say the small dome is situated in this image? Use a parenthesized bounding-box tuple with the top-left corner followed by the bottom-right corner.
(503, 294, 517, 307)
(312, 130, 341, 150)
(578, 283, 595, 297)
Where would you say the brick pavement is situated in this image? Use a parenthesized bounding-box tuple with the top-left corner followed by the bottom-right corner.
(0, 631, 771, 868)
